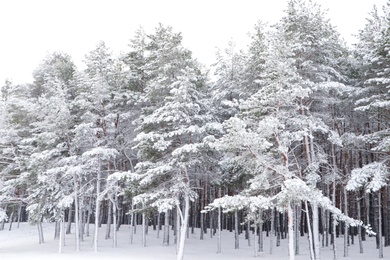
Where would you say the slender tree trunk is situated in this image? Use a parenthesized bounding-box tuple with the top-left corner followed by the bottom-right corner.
(66, 206, 72, 234)
(74, 176, 80, 252)
(59, 215, 64, 254)
(38, 219, 44, 244)
(357, 196, 363, 253)
(378, 190, 383, 258)
(17, 202, 22, 228)
(343, 187, 348, 257)
(288, 202, 295, 260)
(217, 206, 222, 254)
(112, 197, 117, 247)
(270, 207, 274, 254)
(163, 210, 170, 246)
(130, 200, 135, 244)
(258, 209, 263, 253)
(105, 198, 112, 240)
(295, 205, 300, 255)
(331, 145, 337, 260)
(247, 219, 251, 247)
(234, 211, 239, 249)
(312, 203, 320, 260)
(142, 207, 146, 247)
(305, 201, 315, 260)
(177, 195, 190, 260)
(157, 212, 161, 239)
(254, 214, 259, 257)
(94, 169, 101, 252)
(86, 197, 92, 237)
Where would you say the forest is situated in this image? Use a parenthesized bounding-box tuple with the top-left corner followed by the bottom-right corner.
(0, 0, 389, 260)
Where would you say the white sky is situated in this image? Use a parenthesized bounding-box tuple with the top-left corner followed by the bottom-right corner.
(0, 0, 388, 85)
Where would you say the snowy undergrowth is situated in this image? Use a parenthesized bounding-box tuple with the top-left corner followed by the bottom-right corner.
(0, 222, 388, 260)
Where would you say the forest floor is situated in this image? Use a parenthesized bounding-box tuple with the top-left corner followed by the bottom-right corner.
(0, 222, 388, 259)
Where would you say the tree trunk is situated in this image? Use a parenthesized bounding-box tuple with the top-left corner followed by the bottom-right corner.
(112, 197, 117, 247)
(288, 202, 295, 260)
(94, 169, 101, 252)
(38, 219, 44, 244)
(378, 190, 383, 258)
(74, 176, 80, 252)
(270, 207, 274, 254)
(130, 200, 134, 244)
(217, 206, 222, 254)
(343, 187, 348, 257)
(177, 195, 190, 260)
(105, 198, 112, 240)
(142, 208, 146, 247)
(66, 206, 72, 234)
(357, 196, 363, 253)
(234, 211, 239, 249)
(59, 216, 64, 254)
(305, 201, 315, 260)
(163, 210, 170, 246)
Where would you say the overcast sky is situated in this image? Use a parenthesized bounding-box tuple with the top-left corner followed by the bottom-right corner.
(0, 0, 388, 85)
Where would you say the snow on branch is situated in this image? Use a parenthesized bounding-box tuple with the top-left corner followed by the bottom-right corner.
(203, 194, 273, 214)
(346, 161, 388, 193)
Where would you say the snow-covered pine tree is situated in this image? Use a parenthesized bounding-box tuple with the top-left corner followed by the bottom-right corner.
(133, 24, 212, 260)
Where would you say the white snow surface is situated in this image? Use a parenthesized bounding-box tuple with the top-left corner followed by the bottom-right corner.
(0, 222, 388, 259)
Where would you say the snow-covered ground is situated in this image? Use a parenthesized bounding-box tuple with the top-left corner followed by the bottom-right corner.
(0, 222, 387, 259)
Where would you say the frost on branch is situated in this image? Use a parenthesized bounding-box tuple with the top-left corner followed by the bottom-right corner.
(203, 194, 272, 214)
(346, 162, 388, 193)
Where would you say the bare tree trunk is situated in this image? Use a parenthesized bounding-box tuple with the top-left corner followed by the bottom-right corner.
(217, 206, 222, 254)
(94, 169, 101, 252)
(357, 196, 363, 253)
(112, 197, 117, 247)
(17, 202, 22, 228)
(270, 207, 274, 254)
(247, 219, 251, 247)
(305, 201, 315, 260)
(177, 195, 190, 260)
(234, 211, 239, 249)
(142, 207, 146, 247)
(59, 215, 64, 254)
(8, 208, 14, 231)
(258, 209, 264, 253)
(343, 187, 348, 257)
(378, 190, 383, 258)
(157, 212, 161, 239)
(163, 210, 170, 246)
(86, 197, 92, 237)
(38, 219, 44, 244)
(288, 202, 295, 260)
(130, 200, 135, 244)
(254, 214, 259, 257)
(105, 199, 112, 239)
(66, 206, 72, 234)
(74, 176, 80, 252)
(331, 145, 337, 260)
